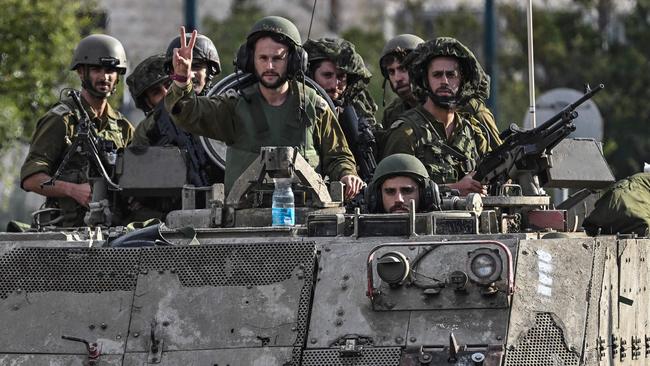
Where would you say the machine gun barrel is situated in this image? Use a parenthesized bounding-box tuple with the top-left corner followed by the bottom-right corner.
(473, 83, 604, 185)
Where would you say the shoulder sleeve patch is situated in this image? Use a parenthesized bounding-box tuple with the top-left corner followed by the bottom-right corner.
(390, 120, 405, 130)
(50, 103, 72, 117)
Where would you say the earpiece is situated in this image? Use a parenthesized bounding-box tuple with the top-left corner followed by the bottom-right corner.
(234, 38, 308, 78)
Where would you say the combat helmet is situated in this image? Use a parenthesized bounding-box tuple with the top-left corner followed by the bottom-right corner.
(126, 54, 169, 112)
(371, 153, 429, 188)
(165, 33, 221, 76)
(246, 15, 302, 47)
(368, 154, 435, 213)
(379, 34, 424, 79)
(235, 16, 306, 77)
(403, 37, 486, 107)
(303, 38, 371, 83)
(70, 34, 128, 74)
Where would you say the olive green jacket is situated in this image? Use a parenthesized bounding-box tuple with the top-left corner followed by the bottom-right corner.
(21, 95, 133, 226)
(382, 105, 488, 184)
(165, 80, 357, 192)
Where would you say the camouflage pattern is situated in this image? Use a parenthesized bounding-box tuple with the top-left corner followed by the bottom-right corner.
(127, 54, 169, 112)
(164, 81, 357, 193)
(460, 98, 502, 148)
(404, 37, 501, 147)
(583, 173, 650, 236)
(70, 34, 128, 74)
(304, 38, 378, 129)
(382, 105, 488, 184)
(382, 97, 417, 130)
(21, 97, 133, 226)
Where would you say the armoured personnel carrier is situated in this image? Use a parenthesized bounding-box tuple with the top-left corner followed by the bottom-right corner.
(1, 76, 644, 366)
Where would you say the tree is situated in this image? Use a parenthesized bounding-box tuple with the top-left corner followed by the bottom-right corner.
(0, 0, 100, 157)
(201, 0, 264, 77)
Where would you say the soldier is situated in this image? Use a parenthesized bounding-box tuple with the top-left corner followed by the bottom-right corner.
(366, 153, 435, 214)
(165, 16, 364, 198)
(379, 34, 424, 130)
(165, 32, 221, 96)
(127, 52, 222, 187)
(382, 37, 490, 196)
(127, 54, 170, 117)
(303, 37, 378, 182)
(303, 37, 378, 129)
(20, 34, 134, 227)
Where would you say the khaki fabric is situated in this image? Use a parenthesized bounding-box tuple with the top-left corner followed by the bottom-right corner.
(382, 105, 488, 184)
(165, 80, 357, 193)
(21, 95, 133, 226)
(583, 173, 650, 236)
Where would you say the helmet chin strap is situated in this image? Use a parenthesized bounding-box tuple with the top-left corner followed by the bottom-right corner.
(427, 89, 459, 110)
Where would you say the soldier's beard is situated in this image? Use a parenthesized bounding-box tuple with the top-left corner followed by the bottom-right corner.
(257, 71, 288, 89)
(428, 87, 459, 110)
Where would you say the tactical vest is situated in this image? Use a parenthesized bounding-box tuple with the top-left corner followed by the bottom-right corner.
(46, 97, 129, 227)
(224, 83, 322, 193)
(396, 107, 479, 184)
(149, 102, 213, 186)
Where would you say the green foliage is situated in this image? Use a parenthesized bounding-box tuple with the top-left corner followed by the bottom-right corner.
(201, 0, 264, 76)
(497, 2, 650, 178)
(0, 0, 98, 153)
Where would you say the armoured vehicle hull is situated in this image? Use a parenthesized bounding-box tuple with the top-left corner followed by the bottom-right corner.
(0, 226, 646, 366)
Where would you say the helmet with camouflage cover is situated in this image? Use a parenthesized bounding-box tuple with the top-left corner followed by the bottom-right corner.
(379, 34, 424, 79)
(70, 34, 128, 74)
(304, 38, 371, 83)
(127, 54, 169, 112)
(165, 33, 221, 76)
(404, 37, 487, 108)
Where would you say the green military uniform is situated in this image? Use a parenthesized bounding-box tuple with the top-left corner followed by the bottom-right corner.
(132, 114, 156, 145)
(165, 80, 357, 193)
(303, 38, 379, 130)
(403, 37, 502, 150)
(382, 97, 417, 130)
(583, 173, 650, 236)
(21, 96, 133, 226)
(382, 105, 488, 184)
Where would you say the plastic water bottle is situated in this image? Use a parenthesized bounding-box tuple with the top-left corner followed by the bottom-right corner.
(272, 178, 295, 226)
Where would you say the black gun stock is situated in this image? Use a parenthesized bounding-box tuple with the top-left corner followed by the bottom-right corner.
(42, 90, 121, 190)
(473, 83, 604, 188)
(340, 105, 377, 182)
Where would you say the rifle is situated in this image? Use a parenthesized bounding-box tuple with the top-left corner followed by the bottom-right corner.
(339, 105, 377, 182)
(42, 90, 120, 190)
(473, 83, 604, 192)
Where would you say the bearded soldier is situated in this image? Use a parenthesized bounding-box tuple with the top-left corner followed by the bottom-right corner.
(303, 37, 378, 130)
(383, 37, 491, 196)
(21, 34, 134, 227)
(165, 17, 364, 198)
(378, 34, 425, 130)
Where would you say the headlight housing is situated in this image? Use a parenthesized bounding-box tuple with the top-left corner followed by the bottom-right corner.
(376, 251, 410, 285)
(467, 248, 502, 285)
